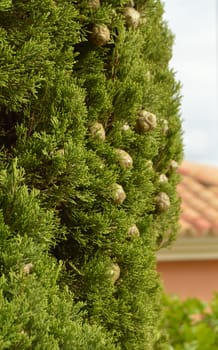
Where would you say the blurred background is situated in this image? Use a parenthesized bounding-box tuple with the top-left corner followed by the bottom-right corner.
(163, 0, 218, 166)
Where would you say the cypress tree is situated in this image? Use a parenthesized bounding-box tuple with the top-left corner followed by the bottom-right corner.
(0, 0, 183, 349)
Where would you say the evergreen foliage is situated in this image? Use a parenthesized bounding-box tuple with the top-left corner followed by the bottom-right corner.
(0, 0, 183, 348)
(0, 160, 117, 349)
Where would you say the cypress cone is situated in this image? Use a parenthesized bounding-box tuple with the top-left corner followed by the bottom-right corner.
(128, 224, 140, 238)
(90, 122, 106, 141)
(90, 24, 110, 46)
(136, 110, 157, 132)
(112, 183, 126, 205)
(115, 148, 133, 169)
(156, 192, 171, 212)
(124, 7, 141, 28)
(110, 263, 121, 283)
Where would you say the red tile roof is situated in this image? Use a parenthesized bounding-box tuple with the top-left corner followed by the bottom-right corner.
(177, 161, 218, 237)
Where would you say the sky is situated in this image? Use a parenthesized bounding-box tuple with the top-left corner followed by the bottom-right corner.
(163, 0, 218, 166)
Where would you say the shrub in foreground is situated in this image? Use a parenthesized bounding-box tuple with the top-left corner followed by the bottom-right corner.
(162, 294, 218, 350)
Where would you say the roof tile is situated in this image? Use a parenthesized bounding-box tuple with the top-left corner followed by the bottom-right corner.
(178, 161, 218, 237)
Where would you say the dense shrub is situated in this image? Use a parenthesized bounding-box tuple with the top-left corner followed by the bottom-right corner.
(0, 0, 183, 348)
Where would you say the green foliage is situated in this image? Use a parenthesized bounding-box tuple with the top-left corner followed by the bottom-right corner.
(0, 0, 183, 348)
(161, 294, 218, 350)
(0, 160, 118, 349)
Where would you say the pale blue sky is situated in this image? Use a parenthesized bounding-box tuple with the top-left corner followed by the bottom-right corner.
(163, 0, 218, 166)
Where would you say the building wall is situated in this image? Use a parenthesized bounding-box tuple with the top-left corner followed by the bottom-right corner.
(157, 260, 218, 301)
